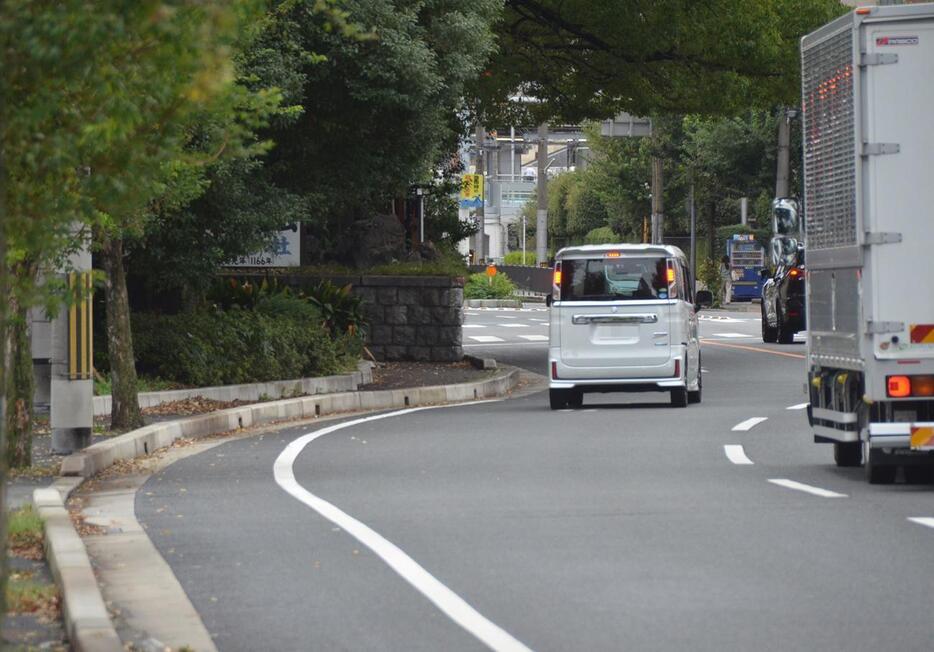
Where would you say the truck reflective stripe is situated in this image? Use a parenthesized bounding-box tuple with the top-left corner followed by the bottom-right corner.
(909, 324, 934, 344)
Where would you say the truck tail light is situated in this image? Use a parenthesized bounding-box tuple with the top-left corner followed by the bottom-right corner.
(789, 267, 803, 279)
(887, 375, 913, 398)
(887, 375, 934, 398)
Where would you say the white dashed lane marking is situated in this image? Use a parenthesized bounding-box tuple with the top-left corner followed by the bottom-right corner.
(468, 336, 505, 343)
(768, 479, 847, 498)
(732, 417, 768, 432)
(786, 403, 810, 410)
(724, 445, 754, 465)
(908, 518, 934, 530)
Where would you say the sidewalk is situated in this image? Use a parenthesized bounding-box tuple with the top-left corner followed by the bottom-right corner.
(13, 358, 539, 652)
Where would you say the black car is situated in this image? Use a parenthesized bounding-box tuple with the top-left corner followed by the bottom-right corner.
(760, 249, 805, 344)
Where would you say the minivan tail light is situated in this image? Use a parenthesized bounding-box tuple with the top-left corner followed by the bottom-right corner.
(552, 262, 562, 301)
(674, 359, 680, 379)
(551, 361, 558, 379)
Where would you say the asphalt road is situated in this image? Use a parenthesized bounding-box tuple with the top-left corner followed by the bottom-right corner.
(138, 306, 934, 651)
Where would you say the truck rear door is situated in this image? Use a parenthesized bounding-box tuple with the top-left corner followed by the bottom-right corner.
(863, 16, 934, 360)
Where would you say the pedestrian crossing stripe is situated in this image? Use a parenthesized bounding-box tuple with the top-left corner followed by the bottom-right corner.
(468, 335, 505, 343)
(909, 324, 934, 344)
(518, 335, 549, 341)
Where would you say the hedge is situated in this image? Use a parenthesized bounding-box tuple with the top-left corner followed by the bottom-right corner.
(132, 298, 361, 387)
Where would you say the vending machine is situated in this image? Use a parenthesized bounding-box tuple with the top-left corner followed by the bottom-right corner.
(726, 234, 765, 301)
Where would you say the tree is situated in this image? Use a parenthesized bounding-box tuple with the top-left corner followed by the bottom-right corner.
(475, 0, 846, 124)
(80, 2, 275, 430)
(262, 0, 502, 259)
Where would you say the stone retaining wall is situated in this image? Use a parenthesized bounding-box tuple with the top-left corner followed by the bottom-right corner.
(353, 276, 464, 362)
(230, 273, 464, 362)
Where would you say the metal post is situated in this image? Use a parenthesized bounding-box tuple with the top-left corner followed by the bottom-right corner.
(651, 156, 664, 244)
(776, 108, 791, 198)
(536, 123, 548, 265)
(689, 182, 697, 291)
(474, 124, 485, 263)
(510, 126, 516, 182)
(740, 197, 749, 225)
(417, 187, 424, 244)
(521, 214, 527, 264)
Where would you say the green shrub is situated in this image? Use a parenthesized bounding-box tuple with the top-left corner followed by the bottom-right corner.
(133, 297, 361, 387)
(503, 251, 536, 265)
(464, 271, 517, 299)
(583, 226, 620, 245)
(697, 257, 722, 307)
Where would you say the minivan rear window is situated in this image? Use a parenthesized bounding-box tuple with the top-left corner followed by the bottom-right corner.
(560, 256, 670, 301)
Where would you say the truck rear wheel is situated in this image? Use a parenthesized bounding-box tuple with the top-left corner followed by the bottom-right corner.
(761, 302, 778, 343)
(833, 441, 862, 467)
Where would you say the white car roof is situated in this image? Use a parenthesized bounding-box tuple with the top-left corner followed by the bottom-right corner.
(555, 243, 686, 261)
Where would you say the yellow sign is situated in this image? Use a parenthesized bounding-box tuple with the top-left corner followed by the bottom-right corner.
(459, 174, 484, 208)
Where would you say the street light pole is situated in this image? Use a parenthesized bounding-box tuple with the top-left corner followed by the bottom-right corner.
(536, 123, 548, 265)
(474, 124, 485, 263)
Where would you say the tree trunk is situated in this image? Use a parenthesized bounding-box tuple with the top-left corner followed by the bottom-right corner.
(101, 235, 143, 431)
(1, 141, 9, 618)
(5, 300, 33, 468)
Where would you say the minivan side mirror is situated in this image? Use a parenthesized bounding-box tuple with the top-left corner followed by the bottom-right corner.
(545, 293, 553, 307)
(695, 290, 713, 311)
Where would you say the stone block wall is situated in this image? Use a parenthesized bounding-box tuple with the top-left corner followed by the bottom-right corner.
(232, 273, 465, 362)
(352, 276, 464, 362)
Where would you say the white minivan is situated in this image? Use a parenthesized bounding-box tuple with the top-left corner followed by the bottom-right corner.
(546, 244, 711, 409)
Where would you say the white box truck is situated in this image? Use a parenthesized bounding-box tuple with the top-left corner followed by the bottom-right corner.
(801, 4, 934, 483)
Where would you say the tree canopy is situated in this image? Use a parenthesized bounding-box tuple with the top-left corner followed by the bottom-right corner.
(475, 0, 846, 124)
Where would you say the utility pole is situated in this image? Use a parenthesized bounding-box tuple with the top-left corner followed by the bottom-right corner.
(689, 181, 697, 290)
(651, 156, 664, 244)
(536, 123, 548, 265)
(775, 108, 791, 198)
(474, 124, 485, 263)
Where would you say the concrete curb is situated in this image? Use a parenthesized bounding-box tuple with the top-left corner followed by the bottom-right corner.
(44, 366, 520, 649)
(93, 361, 374, 416)
(464, 299, 523, 309)
(35, 480, 123, 652)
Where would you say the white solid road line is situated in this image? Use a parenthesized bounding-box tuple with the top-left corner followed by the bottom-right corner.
(786, 403, 810, 411)
(908, 517, 934, 530)
(274, 408, 533, 652)
(712, 333, 756, 339)
(732, 417, 768, 431)
(468, 335, 505, 343)
(724, 445, 754, 465)
(768, 479, 847, 498)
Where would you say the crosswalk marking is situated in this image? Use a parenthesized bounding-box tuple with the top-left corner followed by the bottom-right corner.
(468, 335, 505, 343)
(462, 324, 486, 329)
(498, 323, 530, 328)
(518, 335, 549, 342)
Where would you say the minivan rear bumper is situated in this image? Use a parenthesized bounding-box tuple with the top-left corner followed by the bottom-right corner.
(549, 345, 685, 391)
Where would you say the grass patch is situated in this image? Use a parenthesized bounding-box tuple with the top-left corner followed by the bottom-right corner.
(5, 577, 59, 618)
(7, 505, 45, 561)
(8, 505, 43, 550)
